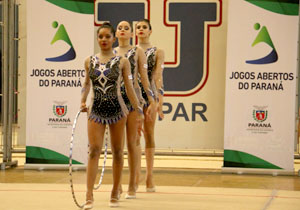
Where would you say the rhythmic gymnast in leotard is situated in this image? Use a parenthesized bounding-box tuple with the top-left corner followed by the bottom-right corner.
(80, 22, 143, 209)
(114, 20, 156, 199)
(135, 19, 165, 192)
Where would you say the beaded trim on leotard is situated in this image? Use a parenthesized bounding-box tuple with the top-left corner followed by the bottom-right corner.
(127, 47, 146, 106)
(88, 55, 128, 124)
(120, 47, 145, 111)
(139, 47, 157, 107)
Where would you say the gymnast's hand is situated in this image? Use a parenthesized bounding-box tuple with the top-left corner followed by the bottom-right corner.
(80, 102, 88, 112)
(145, 102, 156, 121)
(157, 102, 164, 120)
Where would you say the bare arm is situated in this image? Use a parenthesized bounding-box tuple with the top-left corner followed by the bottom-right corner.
(80, 57, 91, 112)
(153, 49, 165, 119)
(137, 47, 155, 104)
(120, 58, 143, 115)
(121, 57, 144, 134)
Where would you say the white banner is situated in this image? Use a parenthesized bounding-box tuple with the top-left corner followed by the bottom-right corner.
(94, 0, 225, 150)
(26, 0, 94, 165)
(224, 0, 299, 170)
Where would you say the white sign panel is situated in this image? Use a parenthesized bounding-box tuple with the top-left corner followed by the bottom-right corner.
(224, 0, 298, 170)
(26, 0, 94, 165)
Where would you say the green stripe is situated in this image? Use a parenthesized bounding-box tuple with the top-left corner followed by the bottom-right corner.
(245, 0, 299, 16)
(46, 0, 94, 14)
(26, 146, 82, 165)
(224, 149, 282, 169)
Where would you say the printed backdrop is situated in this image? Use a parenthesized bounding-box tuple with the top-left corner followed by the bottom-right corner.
(26, 0, 227, 166)
(94, 0, 225, 149)
(25, 0, 299, 167)
(26, 0, 94, 164)
(224, 0, 299, 171)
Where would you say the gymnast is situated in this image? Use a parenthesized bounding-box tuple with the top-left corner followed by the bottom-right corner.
(114, 20, 156, 199)
(80, 22, 143, 209)
(135, 19, 165, 192)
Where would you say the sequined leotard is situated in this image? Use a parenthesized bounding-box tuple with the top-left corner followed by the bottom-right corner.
(88, 55, 128, 124)
(120, 47, 145, 111)
(140, 47, 157, 107)
(120, 47, 136, 111)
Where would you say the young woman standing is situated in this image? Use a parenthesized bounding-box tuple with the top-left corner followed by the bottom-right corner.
(114, 20, 156, 199)
(80, 22, 143, 209)
(135, 19, 165, 192)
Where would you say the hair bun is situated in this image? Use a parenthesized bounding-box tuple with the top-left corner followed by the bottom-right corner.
(102, 22, 112, 27)
(97, 22, 116, 37)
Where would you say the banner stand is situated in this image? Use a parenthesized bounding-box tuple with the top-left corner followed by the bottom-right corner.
(221, 167, 294, 176)
(297, 1, 300, 177)
(24, 164, 86, 171)
(223, 1, 299, 174)
(26, 1, 93, 167)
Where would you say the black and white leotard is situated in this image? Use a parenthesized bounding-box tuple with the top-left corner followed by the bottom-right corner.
(88, 55, 128, 124)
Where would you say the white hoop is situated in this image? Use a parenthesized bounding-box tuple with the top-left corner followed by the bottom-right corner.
(93, 126, 108, 190)
(69, 110, 108, 208)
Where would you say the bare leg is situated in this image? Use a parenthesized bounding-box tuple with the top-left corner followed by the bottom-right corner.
(126, 111, 139, 196)
(145, 148, 155, 189)
(109, 117, 126, 205)
(135, 137, 142, 189)
(118, 132, 125, 197)
(86, 120, 106, 202)
(143, 108, 157, 190)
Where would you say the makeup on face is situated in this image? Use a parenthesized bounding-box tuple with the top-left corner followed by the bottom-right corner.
(117, 22, 132, 37)
(98, 28, 114, 50)
(136, 22, 150, 37)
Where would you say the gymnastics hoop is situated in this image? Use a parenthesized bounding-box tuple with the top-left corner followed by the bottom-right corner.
(93, 126, 108, 190)
(69, 110, 108, 208)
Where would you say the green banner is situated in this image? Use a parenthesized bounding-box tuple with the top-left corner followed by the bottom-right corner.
(245, 0, 299, 15)
(46, 0, 94, 14)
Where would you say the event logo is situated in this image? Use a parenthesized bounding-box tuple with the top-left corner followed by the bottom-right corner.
(253, 107, 268, 123)
(49, 101, 71, 128)
(46, 21, 76, 62)
(246, 23, 278, 65)
(53, 101, 67, 118)
(247, 105, 272, 133)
